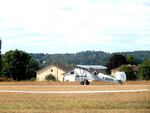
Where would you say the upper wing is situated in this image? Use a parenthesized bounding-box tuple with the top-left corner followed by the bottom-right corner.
(76, 65, 90, 70)
(76, 65, 107, 70)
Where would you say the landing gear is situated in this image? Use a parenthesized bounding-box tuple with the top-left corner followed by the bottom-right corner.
(85, 80, 89, 85)
(118, 80, 123, 85)
(80, 79, 90, 85)
(80, 81, 84, 85)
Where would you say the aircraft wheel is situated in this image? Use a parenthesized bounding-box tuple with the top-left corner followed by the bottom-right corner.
(80, 81, 84, 85)
(85, 80, 89, 85)
(118, 80, 123, 85)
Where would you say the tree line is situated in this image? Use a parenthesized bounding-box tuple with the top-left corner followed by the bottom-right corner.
(31, 51, 150, 67)
(0, 50, 150, 81)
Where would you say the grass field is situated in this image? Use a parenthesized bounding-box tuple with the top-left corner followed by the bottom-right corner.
(0, 81, 150, 113)
(0, 80, 150, 85)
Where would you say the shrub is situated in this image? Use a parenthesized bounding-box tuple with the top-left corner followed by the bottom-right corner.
(138, 66, 150, 80)
(138, 63, 150, 80)
(45, 74, 56, 81)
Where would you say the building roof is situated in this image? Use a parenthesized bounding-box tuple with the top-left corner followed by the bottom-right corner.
(111, 65, 138, 72)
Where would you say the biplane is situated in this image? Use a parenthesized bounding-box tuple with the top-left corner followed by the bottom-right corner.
(74, 65, 126, 85)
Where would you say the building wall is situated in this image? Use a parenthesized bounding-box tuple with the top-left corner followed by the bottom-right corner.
(111, 70, 118, 77)
(36, 66, 65, 81)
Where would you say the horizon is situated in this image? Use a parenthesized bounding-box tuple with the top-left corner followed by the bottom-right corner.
(1, 0, 150, 54)
(2, 48, 150, 55)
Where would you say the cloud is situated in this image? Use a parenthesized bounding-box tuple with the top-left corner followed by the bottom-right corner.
(0, 0, 150, 53)
(134, 37, 150, 45)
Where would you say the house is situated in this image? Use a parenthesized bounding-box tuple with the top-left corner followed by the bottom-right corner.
(36, 65, 71, 81)
(111, 65, 138, 77)
(111, 68, 120, 77)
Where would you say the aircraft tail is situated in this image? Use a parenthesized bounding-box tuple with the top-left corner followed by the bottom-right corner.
(115, 71, 126, 83)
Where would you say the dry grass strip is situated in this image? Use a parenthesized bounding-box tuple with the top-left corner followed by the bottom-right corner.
(0, 92, 149, 113)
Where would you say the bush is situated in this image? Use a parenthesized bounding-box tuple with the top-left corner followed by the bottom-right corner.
(138, 59, 150, 80)
(138, 63, 150, 80)
(45, 74, 56, 81)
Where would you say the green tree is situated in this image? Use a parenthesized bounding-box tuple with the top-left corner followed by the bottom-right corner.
(107, 54, 128, 72)
(26, 58, 39, 80)
(45, 74, 56, 81)
(127, 55, 136, 65)
(138, 59, 150, 80)
(2, 49, 39, 81)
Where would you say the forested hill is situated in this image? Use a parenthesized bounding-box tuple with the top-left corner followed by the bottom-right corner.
(31, 51, 150, 67)
(119, 51, 150, 64)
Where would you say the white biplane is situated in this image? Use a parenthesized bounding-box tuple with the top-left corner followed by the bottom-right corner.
(73, 65, 126, 85)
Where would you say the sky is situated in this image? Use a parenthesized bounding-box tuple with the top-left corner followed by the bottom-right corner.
(0, 0, 150, 54)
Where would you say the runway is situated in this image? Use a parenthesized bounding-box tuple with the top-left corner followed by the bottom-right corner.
(0, 89, 149, 94)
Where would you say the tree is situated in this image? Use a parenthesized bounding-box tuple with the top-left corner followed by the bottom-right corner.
(107, 54, 128, 72)
(138, 59, 150, 80)
(127, 55, 136, 65)
(26, 58, 39, 80)
(2, 49, 39, 80)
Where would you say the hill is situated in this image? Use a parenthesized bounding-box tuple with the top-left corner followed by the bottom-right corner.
(31, 50, 150, 68)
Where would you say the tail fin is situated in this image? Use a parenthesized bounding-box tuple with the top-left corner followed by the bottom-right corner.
(115, 71, 126, 82)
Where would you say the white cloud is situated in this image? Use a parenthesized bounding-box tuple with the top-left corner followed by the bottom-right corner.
(134, 37, 150, 45)
(0, 0, 150, 53)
